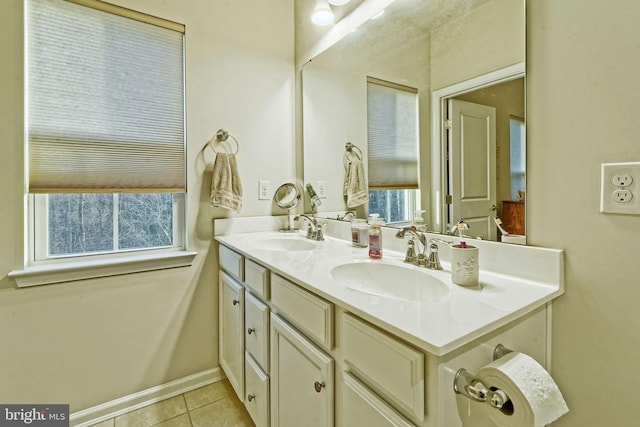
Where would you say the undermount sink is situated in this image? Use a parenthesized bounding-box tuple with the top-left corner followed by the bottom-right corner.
(249, 235, 316, 252)
(330, 262, 449, 301)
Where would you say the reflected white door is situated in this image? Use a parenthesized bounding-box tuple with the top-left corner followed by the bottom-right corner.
(447, 99, 497, 241)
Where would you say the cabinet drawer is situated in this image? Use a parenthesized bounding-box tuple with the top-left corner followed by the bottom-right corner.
(271, 274, 333, 350)
(245, 292, 270, 372)
(343, 313, 424, 422)
(245, 353, 270, 427)
(245, 259, 270, 299)
(342, 371, 416, 427)
(219, 245, 244, 281)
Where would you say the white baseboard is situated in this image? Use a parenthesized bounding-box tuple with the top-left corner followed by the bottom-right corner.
(70, 367, 225, 427)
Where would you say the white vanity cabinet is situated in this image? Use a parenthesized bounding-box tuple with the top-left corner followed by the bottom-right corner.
(216, 236, 553, 427)
(271, 313, 334, 427)
(219, 271, 245, 400)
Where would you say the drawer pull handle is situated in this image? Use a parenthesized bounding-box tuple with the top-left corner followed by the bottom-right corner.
(232, 299, 239, 306)
(314, 381, 325, 393)
(247, 328, 256, 335)
(247, 394, 255, 402)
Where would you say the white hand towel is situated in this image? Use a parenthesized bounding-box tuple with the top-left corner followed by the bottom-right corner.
(343, 152, 369, 208)
(210, 153, 243, 212)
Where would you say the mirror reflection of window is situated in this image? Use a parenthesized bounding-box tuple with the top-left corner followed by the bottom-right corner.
(509, 116, 526, 200)
(366, 77, 420, 225)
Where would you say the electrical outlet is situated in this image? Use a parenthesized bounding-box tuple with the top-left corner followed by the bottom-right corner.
(258, 180, 271, 200)
(613, 174, 633, 187)
(317, 181, 327, 198)
(612, 189, 633, 203)
(600, 162, 640, 214)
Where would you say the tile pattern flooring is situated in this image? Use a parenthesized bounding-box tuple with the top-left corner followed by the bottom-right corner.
(90, 380, 254, 427)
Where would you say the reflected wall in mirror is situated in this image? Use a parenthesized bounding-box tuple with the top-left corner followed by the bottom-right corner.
(302, 0, 525, 243)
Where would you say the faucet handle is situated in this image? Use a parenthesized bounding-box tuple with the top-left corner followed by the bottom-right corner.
(315, 222, 325, 241)
(404, 238, 417, 264)
(425, 243, 443, 270)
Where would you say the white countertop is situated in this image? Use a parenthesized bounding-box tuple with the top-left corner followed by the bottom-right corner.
(215, 223, 564, 356)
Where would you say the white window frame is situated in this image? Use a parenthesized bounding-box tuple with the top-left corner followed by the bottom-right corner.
(30, 193, 187, 264)
(12, 193, 194, 288)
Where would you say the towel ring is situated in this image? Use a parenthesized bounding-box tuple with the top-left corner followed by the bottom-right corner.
(209, 129, 239, 154)
(345, 142, 362, 160)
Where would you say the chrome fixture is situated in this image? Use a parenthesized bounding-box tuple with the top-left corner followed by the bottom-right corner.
(453, 345, 514, 411)
(425, 243, 443, 270)
(274, 183, 302, 233)
(306, 183, 322, 213)
(397, 229, 452, 270)
(395, 227, 428, 267)
(336, 211, 356, 221)
(295, 215, 325, 241)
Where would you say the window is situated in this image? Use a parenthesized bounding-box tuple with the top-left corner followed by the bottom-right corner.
(366, 77, 420, 224)
(510, 116, 526, 200)
(17, 0, 192, 285)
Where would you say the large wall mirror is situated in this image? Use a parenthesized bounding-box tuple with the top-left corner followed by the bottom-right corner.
(302, 0, 526, 244)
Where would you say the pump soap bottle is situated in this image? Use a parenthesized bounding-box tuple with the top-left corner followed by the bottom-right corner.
(368, 214, 384, 259)
(413, 210, 427, 232)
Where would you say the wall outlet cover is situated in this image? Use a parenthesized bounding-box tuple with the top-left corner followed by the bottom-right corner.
(600, 162, 640, 214)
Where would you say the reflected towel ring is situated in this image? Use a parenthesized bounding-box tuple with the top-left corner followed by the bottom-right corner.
(344, 142, 362, 168)
(209, 128, 239, 154)
(345, 141, 362, 160)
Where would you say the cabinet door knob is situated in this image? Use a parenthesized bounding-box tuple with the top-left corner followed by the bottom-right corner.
(247, 327, 256, 335)
(232, 299, 239, 306)
(314, 381, 325, 393)
(247, 394, 255, 402)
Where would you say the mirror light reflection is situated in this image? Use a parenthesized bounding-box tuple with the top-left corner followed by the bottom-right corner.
(302, 0, 525, 244)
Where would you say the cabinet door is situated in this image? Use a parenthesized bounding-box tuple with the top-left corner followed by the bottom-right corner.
(342, 372, 416, 427)
(271, 313, 334, 427)
(219, 271, 244, 400)
(245, 353, 270, 427)
(245, 292, 270, 372)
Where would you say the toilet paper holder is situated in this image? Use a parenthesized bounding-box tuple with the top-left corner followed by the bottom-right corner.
(453, 344, 514, 411)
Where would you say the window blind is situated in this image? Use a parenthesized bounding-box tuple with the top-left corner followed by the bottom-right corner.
(27, 0, 186, 193)
(367, 77, 419, 189)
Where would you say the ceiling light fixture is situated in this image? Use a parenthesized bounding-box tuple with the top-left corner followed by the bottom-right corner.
(311, 0, 335, 26)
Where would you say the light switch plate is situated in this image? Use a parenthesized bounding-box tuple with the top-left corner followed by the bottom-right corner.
(600, 162, 640, 214)
(317, 181, 327, 198)
(258, 180, 271, 200)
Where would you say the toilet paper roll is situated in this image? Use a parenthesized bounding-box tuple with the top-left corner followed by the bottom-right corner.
(476, 352, 569, 427)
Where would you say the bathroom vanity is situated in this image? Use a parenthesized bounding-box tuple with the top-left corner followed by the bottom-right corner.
(214, 217, 564, 427)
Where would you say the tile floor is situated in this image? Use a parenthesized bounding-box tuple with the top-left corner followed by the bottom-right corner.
(89, 380, 254, 427)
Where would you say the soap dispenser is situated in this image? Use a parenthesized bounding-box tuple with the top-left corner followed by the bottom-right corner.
(368, 214, 384, 259)
(412, 210, 427, 232)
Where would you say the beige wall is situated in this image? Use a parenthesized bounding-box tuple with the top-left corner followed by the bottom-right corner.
(2, 0, 639, 424)
(0, 0, 294, 412)
(528, 1, 640, 426)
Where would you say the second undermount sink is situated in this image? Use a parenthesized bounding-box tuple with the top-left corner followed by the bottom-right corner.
(330, 262, 449, 301)
(249, 235, 317, 252)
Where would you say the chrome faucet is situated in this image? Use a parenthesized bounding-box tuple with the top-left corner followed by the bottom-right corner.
(336, 211, 356, 221)
(395, 227, 428, 266)
(396, 228, 451, 270)
(294, 215, 325, 241)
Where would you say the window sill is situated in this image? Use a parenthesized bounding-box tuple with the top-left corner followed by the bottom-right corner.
(8, 250, 198, 288)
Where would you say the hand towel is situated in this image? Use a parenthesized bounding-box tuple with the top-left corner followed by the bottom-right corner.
(210, 153, 243, 212)
(343, 152, 369, 208)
